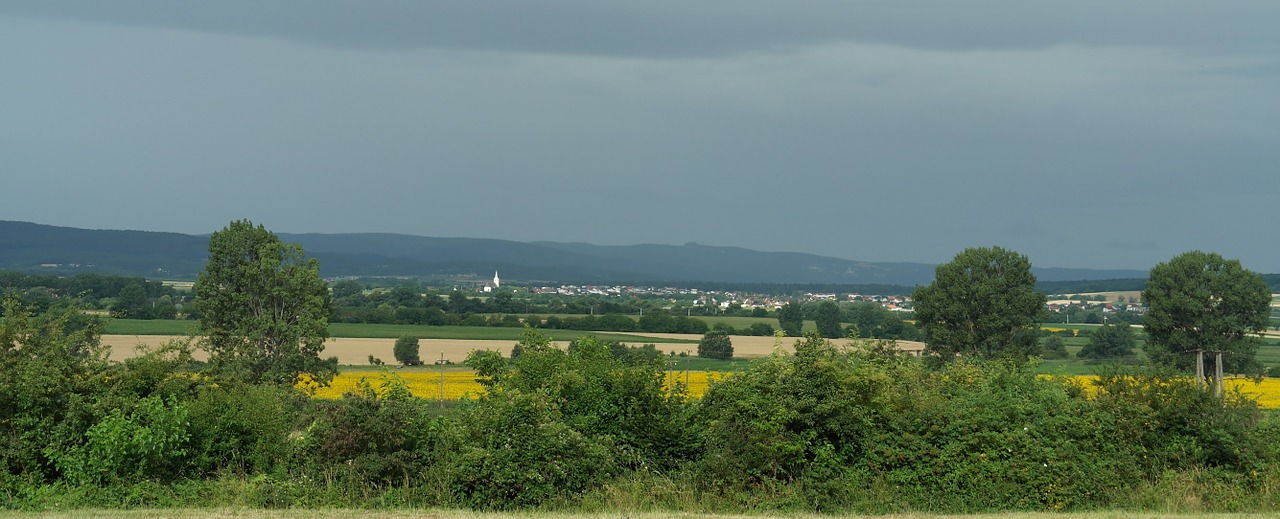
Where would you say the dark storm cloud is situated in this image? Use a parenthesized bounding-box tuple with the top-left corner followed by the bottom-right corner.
(1, 2, 1277, 272)
(5, 0, 1279, 57)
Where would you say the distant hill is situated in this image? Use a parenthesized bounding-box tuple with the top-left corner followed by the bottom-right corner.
(0, 220, 1154, 286)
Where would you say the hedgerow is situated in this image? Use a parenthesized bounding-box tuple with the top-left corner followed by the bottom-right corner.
(4, 295, 1280, 514)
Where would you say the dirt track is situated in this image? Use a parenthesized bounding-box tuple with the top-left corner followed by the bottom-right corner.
(101, 334, 926, 365)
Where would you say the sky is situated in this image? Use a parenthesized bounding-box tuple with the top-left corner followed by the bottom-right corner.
(3, 1, 1278, 273)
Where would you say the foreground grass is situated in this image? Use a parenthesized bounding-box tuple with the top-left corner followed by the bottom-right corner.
(2, 511, 1276, 519)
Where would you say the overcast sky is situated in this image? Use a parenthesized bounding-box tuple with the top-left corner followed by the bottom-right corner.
(3, 1, 1277, 273)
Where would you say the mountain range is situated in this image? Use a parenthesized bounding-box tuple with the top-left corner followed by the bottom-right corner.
(0, 220, 1150, 286)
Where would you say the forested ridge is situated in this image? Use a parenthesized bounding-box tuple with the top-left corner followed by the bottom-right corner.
(0, 220, 1160, 285)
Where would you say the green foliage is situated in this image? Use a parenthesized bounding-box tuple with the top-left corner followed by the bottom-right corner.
(445, 391, 618, 509)
(1078, 323, 1136, 359)
(746, 322, 775, 336)
(1142, 250, 1271, 376)
(814, 300, 843, 339)
(912, 246, 1047, 362)
(1040, 335, 1070, 359)
(392, 335, 422, 366)
(697, 333, 883, 488)
(193, 220, 337, 386)
(0, 296, 108, 482)
(110, 283, 150, 319)
(1091, 366, 1267, 472)
(697, 330, 733, 360)
(448, 330, 693, 508)
(10, 269, 1280, 513)
(777, 302, 803, 337)
(50, 396, 191, 486)
(184, 383, 298, 477)
(292, 376, 439, 486)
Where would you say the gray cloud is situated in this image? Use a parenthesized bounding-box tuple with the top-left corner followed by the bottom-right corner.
(1, 3, 1277, 272)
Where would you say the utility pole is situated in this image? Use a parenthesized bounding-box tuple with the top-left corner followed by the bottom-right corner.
(1215, 350, 1224, 398)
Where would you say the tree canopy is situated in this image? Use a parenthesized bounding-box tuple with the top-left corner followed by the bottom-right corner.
(697, 330, 734, 360)
(912, 246, 1046, 362)
(1141, 250, 1271, 376)
(814, 300, 843, 339)
(193, 220, 336, 386)
(1077, 323, 1136, 360)
(776, 302, 803, 337)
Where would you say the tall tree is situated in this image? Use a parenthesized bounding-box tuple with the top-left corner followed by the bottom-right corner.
(111, 282, 149, 319)
(814, 300, 843, 339)
(1142, 251, 1271, 376)
(777, 302, 804, 337)
(698, 330, 734, 360)
(912, 246, 1046, 362)
(393, 335, 422, 366)
(193, 220, 336, 386)
(1077, 323, 1135, 359)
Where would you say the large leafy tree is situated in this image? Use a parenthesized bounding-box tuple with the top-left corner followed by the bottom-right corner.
(776, 302, 804, 337)
(697, 330, 734, 359)
(1141, 251, 1271, 376)
(1077, 323, 1136, 359)
(912, 246, 1046, 362)
(814, 300, 844, 339)
(193, 220, 336, 386)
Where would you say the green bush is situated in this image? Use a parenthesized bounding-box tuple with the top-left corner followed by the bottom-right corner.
(393, 335, 422, 366)
(444, 390, 618, 509)
(185, 383, 298, 476)
(49, 396, 191, 486)
(291, 377, 440, 485)
(697, 331, 733, 360)
(1040, 335, 1069, 359)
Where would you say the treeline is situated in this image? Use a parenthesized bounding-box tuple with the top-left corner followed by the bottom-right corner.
(3, 300, 1277, 513)
(624, 281, 918, 296)
(1035, 277, 1148, 294)
(0, 271, 187, 318)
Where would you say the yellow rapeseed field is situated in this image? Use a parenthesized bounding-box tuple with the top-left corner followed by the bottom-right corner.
(301, 371, 1280, 408)
(299, 371, 488, 400)
(1047, 375, 1280, 408)
(301, 370, 732, 400)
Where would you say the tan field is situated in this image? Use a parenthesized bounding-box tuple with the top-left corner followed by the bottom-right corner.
(100, 334, 926, 365)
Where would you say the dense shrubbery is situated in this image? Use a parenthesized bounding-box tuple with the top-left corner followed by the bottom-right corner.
(4, 296, 1280, 513)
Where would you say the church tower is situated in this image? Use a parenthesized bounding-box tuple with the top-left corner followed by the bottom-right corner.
(493, 270, 500, 289)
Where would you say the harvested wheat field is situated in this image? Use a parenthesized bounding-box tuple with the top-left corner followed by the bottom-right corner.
(101, 334, 925, 364)
(101, 335, 564, 364)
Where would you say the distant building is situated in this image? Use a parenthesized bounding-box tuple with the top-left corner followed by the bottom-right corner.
(482, 270, 500, 292)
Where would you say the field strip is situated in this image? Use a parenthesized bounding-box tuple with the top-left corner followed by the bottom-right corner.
(0, 510, 1264, 519)
(101, 334, 925, 364)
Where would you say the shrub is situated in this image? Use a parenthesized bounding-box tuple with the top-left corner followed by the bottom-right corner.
(697, 331, 733, 360)
(185, 383, 298, 476)
(291, 377, 439, 485)
(1040, 335, 1069, 359)
(393, 335, 422, 366)
(50, 396, 191, 485)
(444, 390, 618, 509)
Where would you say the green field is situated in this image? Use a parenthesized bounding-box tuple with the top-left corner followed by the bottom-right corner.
(104, 319, 695, 344)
